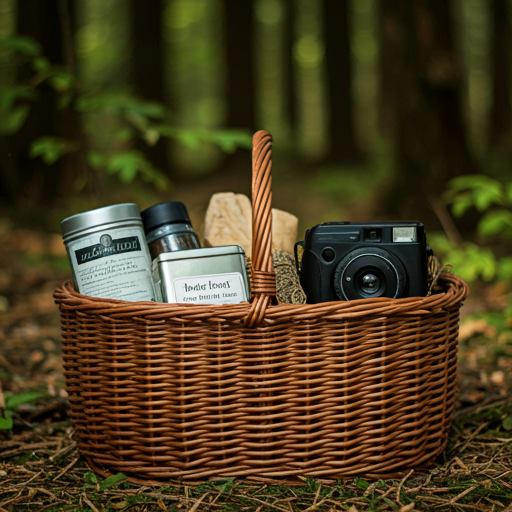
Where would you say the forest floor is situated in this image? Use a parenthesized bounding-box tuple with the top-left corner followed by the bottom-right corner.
(0, 223, 512, 511)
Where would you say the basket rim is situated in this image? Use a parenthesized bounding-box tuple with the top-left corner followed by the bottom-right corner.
(54, 273, 468, 322)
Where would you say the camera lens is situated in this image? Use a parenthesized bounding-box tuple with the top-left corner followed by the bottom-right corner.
(333, 247, 406, 300)
(359, 273, 380, 294)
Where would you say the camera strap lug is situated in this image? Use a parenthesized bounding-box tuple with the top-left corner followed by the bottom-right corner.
(294, 240, 304, 275)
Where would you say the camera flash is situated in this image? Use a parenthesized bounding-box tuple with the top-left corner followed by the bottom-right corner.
(393, 226, 417, 242)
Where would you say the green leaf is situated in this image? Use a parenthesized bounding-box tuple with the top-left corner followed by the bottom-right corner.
(32, 56, 51, 74)
(219, 477, 235, 493)
(498, 257, 512, 283)
(74, 94, 98, 112)
(171, 129, 202, 149)
(473, 184, 504, 211)
(446, 174, 505, 213)
(0, 35, 41, 56)
(448, 174, 501, 193)
(161, 127, 252, 153)
(49, 72, 75, 92)
(29, 137, 76, 165)
(305, 477, 320, 493)
(138, 165, 171, 192)
(107, 152, 142, 183)
(208, 129, 252, 152)
(5, 391, 47, 409)
(461, 244, 497, 282)
(123, 98, 165, 122)
(506, 182, 512, 206)
(0, 105, 30, 135)
(450, 192, 473, 218)
(107, 151, 171, 190)
(0, 84, 34, 111)
(114, 127, 135, 142)
(76, 91, 165, 122)
(477, 209, 512, 237)
(502, 415, 512, 431)
(428, 234, 498, 283)
(0, 85, 34, 135)
(354, 477, 370, 490)
(83, 472, 98, 487)
(0, 412, 13, 430)
(100, 473, 127, 490)
(87, 150, 107, 169)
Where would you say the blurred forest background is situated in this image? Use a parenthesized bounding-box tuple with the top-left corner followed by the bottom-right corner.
(1, 2, 512, 507)
(0, 0, 512, 296)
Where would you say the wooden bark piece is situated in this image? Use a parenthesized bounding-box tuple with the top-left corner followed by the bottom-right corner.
(203, 193, 299, 256)
(272, 208, 298, 255)
(203, 192, 253, 256)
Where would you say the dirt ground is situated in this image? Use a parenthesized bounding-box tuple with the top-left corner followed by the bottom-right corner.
(0, 224, 511, 511)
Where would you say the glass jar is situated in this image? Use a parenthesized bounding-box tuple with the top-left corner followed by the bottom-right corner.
(141, 201, 201, 260)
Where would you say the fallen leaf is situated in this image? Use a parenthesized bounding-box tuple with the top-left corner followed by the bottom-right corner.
(459, 319, 495, 341)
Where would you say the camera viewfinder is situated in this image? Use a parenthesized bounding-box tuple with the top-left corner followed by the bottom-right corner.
(364, 228, 382, 242)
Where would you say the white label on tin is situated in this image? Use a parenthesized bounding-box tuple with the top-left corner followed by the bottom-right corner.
(173, 272, 247, 305)
(68, 227, 155, 302)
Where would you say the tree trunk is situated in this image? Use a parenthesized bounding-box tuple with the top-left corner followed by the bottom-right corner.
(376, 0, 399, 138)
(223, 0, 256, 131)
(322, 0, 363, 163)
(130, 0, 172, 177)
(376, 0, 478, 232)
(0, 0, 91, 208)
(489, 0, 512, 151)
(283, 0, 299, 143)
(219, 0, 256, 174)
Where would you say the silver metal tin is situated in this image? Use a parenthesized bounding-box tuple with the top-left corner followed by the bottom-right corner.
(61, 204, 156, 302)
(152, 245, 250, 304)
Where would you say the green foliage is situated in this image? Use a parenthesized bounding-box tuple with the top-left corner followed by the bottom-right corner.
(428, 233, 499, 283)
(503, 415, 512, 431)
(447, 175, 502, 213)
(304, 477, 320, 493)
(444, 174, 512, 240)
(354, 477, 371, 490)
(0, 34, 252, 192)
(82, 471, 127, 491)
(435, 174, 512, 285)
(0, 34, 40, 56)
(0, 410, 13, 429)
(29, 136, 77, 165)
(106, 151, 169, 191)
(163, 127, 253, 153)
(82, 471, 98, 489)
(0, 84, 34, 135)
(99, 472, 127, 490)
(0, 390, 48, 430)
(435, 173, 512, 319)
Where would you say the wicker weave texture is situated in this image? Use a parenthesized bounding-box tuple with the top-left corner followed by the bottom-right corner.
(54, 131, 469, 483)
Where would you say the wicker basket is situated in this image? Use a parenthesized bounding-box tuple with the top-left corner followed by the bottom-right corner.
(54, 131, 469, 484)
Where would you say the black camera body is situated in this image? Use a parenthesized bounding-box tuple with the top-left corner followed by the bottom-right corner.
(296, 221, 430, 304)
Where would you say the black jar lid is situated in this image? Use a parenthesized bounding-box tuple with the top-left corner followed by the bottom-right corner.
(141, 201, 192, 234)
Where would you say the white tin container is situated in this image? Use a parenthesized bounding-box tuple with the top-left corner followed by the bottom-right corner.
(152, 245, 250, 304)
(61, 204, 156, 302)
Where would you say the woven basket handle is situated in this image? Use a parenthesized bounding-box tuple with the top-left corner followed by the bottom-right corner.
(243, 130, 277, 327)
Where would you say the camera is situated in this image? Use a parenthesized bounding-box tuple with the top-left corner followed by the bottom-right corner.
(295, 221, 431, 304)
